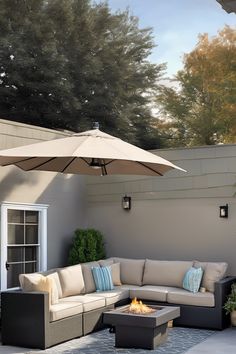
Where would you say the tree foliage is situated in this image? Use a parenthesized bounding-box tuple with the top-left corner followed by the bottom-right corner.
(156, 26, 236, 147)
(0, 0, 165, 149)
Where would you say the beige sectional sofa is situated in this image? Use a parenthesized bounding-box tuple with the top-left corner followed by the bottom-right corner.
(1, 257, 235, 349)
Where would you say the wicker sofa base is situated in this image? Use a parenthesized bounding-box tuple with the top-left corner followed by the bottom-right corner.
(1, 277, 235, 349)
(1, 291, 112, 349)
(143, 276, 236, 330)
(144, 301, 229, 330)
(83, 304, 114, 335)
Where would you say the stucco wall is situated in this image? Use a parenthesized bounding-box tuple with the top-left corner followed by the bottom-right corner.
(86, 144, 236, 274)
(0, 119, 87, 269)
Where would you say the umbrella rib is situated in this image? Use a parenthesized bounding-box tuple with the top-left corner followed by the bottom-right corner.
(1, 156, 38, 166)
(101, 162, 107, 176)
(61, 157, 77, 173)
(80, 157, 90, 166)
(22, 157, 57, 171)
(137, 161, 163, 176)
(104, 160, 114, 166)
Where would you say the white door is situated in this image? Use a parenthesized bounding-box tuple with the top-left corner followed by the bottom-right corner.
(1, 203, 48, 290)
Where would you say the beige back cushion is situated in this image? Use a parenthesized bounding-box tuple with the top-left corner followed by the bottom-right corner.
(81, 261, 100, 293)
(113, 258, 145, 286)
(98, 258, 114, 267)
(143, 259, 193, 288)
(34, 277, 53, 305)
(58, 264, 85, 297)
(194, 261, 228, 293)
(46, 273, 61, 302)
(98, 258, 121, 285)
(111, 263, 122, 286)
(19, 273, 59, 305)
(42, 269, 63, 298)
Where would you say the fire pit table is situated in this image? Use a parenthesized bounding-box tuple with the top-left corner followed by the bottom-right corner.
(103, 304, 180, 350)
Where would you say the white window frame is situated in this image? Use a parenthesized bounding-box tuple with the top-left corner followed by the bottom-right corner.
(0, 202, 48, 291)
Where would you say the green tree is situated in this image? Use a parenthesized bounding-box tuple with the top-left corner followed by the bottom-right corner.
(68, 228, 106, 265)
(156, 26, 236, 147)
(0, 0, 165, 149)
(0, 0, 80, 129)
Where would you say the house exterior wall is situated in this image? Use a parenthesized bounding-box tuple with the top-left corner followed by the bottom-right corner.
(0, 119, 87, 270)
(0, 118, 69, 149)
(86, 144, 236, 275)
(1, 118, 236, 276)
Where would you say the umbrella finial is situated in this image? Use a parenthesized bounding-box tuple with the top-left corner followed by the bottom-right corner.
(93, 122, 99, 130)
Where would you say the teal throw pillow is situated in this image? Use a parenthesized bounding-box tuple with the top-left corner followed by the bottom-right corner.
(91, 266, 114, 292)
(183, 267, 203, 293)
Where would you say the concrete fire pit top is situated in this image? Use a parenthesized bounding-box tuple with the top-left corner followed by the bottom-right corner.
(103, 305, 180, 328)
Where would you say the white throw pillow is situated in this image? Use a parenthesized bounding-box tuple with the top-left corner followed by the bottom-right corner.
(19, 273, 59, 305)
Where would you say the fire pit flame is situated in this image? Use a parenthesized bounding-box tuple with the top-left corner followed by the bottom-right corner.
(128, 297, 155, 314)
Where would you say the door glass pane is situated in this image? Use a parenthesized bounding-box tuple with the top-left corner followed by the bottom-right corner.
(7, 263, 24, 288)
(8, 247, 24, 262)
(25, 211, 38, 224)
(8, 225, 24, 244)
(25, 262, 37, 274)
(25, 247, 37, 261)
(8, 210, 24, 223)
(25, 225, 38, 244)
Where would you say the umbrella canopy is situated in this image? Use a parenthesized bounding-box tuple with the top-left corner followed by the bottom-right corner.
(0, 128, 185, 176)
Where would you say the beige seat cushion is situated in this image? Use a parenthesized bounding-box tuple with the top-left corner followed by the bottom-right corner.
(88, 288, 129, 306)
(81, 261, 100, 293)
(167, 287, 215, 307)
(19, 273, 59, 305)
(50, 301, 83, 322)
(118, 284, 141, 290)
(58, 264, 85, 297)
(143, 259, 193, 288)
(130, 285, 170, 302)
(59, 294, 106, 312)
(193, 261, 228, 293)
(113, 258, 145, 286)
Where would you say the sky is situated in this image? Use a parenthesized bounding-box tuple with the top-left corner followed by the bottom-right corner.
(102, 0, 235, 77)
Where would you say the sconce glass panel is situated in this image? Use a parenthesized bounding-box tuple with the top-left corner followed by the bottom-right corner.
(122, 196, 131, 210)
(219, 204, 228, 218)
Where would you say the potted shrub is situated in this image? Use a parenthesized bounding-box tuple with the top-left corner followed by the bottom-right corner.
(223, 283, 236, 326)
(68, 228, 106, 265)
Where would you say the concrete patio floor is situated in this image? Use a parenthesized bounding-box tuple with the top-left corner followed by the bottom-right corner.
(0, 327, 235, 354)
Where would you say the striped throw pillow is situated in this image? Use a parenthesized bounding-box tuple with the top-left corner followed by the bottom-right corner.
(91, 266, 114, 292)
(183, 267, 203, 293)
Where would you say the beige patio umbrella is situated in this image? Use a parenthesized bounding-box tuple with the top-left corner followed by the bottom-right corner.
(0, 126, 185, 176)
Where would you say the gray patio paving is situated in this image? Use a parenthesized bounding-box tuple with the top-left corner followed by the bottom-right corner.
(0, 327, 235, 354)
(185, 327, 236, 354)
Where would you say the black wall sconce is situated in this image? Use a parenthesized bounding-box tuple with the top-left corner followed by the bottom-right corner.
(122, 195, 131, 210)
(219, 204, 228, 218)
